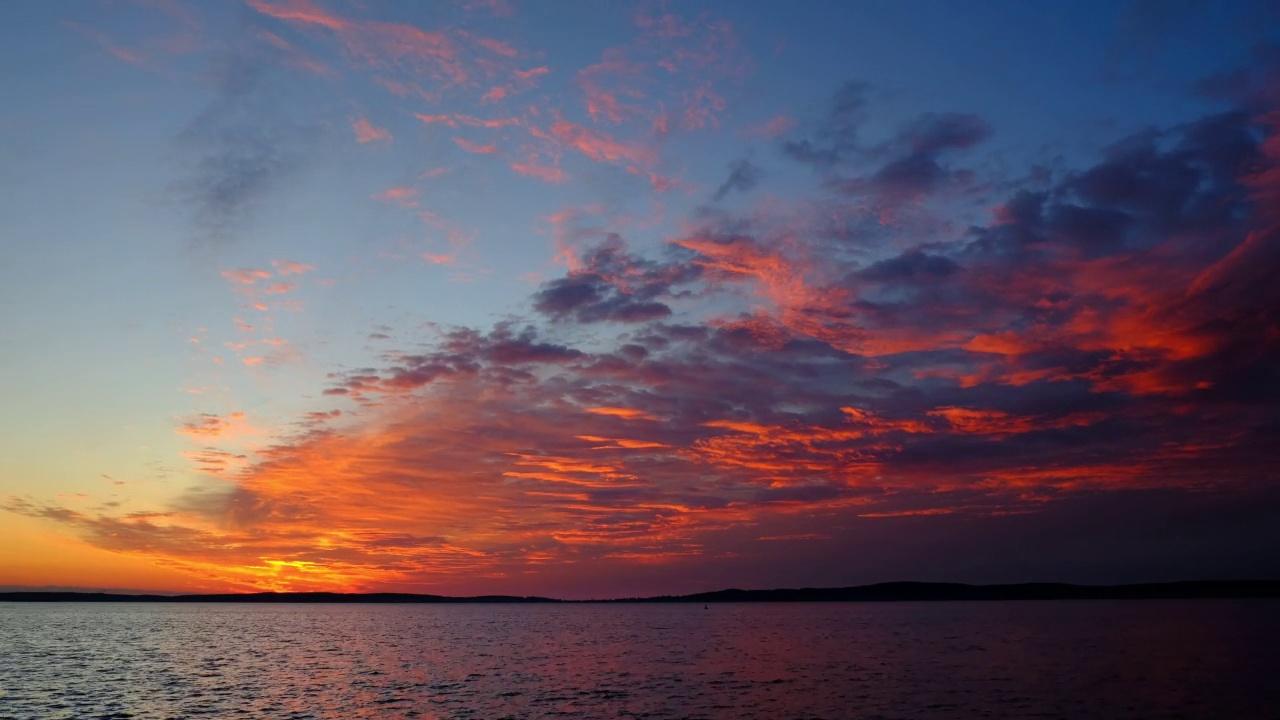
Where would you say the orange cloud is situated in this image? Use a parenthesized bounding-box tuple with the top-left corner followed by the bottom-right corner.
(576, 435, 670, 450)
(926, 407, 1103, 438)
(221, 268, 272, 286)
(586, 407, 658, 421)
(271, 260, 316, 276)
(176, 412, 258, 441)
(858, 508, 956, 518)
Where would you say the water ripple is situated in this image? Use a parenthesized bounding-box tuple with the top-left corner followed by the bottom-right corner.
(1, 600, 1278, 719)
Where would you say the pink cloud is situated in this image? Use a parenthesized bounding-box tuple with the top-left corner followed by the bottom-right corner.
(254, 28, 335, 76)
(423, 253, 457, 265)
(352, 117, 391, 143)
(249, 0, 513, 90)
(458, 115, 521, 128)
(474, 36, 517, 58)
(221, 268, 272, 286)
(271, 260, 316, 276)
(745, 114, 796, 138)
(371, 186, 420, 206)
(548, 118, 654, 167)
(415, 113, 458, 127)
(453, 137, 498, 154)
(511, 162, 568, 183)
(466, 0, 515, 17)
(514, 66, 549, 82)
(575, 11, 747, 132)
(64, 21, 149, 68)
(246, 0, 348, 31)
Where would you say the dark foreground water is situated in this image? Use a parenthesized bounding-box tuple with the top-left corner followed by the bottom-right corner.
(2, 600, 1278, 719)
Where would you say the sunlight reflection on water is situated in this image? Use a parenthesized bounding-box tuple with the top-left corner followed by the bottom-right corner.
(2, 600, 1278, 719)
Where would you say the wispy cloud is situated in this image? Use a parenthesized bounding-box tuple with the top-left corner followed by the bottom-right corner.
(351, 116, 391, 143)
(176, 40, 326, 243)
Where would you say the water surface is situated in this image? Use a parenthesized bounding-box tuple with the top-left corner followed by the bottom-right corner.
(2, 600, 1277, 719)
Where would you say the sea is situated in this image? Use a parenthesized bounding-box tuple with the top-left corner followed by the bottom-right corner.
(1, 600, 1277, 719)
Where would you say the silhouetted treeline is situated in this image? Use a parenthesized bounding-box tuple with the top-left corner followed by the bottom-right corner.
(603, 580, 1280, 603)
(3, 580, 1278, 603)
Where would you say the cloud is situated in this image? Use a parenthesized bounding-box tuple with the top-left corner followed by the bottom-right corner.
(175, 412, 257, 440)
(825, 111, 992, 211)
(221, 268, 272, 285)
(176, 43, 325, 243)
(248, 0, 526, 97)
(352, 116, 391, 143)
(370, 186, 419, 206)
(452, 137, 497, 154)
(63, 2, 203, 72)
(781, 81, 872, 168)
(547, 118, 655, 167)
(511, 161, 568, 183)
(271, 260, 315, 275)
(711, 157, 763, 202)
(64, 20, 150, 68)
(253, 28, 334, 76)
(576, 13, 746, 131)
(246, 0, 348, 31)
(531, 237, 698, 324)
(744, 115, 795, 139)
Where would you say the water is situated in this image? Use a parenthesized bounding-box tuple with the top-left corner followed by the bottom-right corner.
(1, 600, 1277, 719)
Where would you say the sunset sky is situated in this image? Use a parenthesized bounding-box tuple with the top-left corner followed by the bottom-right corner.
(2, 0, 1278, 599)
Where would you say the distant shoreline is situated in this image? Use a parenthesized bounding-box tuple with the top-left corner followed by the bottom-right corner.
(3, 580, 1278, 603)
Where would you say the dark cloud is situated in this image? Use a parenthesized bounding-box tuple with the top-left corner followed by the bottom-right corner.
(711, 157, 763, 202)
(826, 111, 990, 206)
(532, 236, 700, 324)
(781, 85, 990, 216)
(856, 249, 959, 282)
(533, 276, 673, 324)
(781, 81, 871, 168)
(178, 34, 328, 243)
(895, 112, 992, 156)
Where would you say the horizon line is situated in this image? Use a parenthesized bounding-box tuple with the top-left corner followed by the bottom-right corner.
(4, 579, 1278, 603)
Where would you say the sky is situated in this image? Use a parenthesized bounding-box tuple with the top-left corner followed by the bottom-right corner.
(1, 0, 1278, 599)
